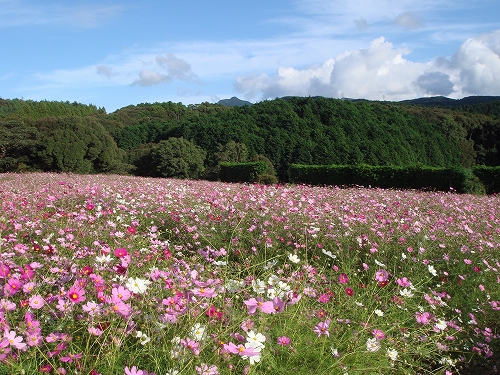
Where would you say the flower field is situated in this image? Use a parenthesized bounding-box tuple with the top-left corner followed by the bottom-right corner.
(0, 172, 499, 375)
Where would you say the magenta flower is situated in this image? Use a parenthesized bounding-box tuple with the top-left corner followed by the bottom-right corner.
(60, 352, 83, 363)
(371, 329, 386, 340)
(345, 287, 354, 296)
(4, 277, 23, 296)
(114, 247, 129, 258)
(272, 296, 285, 313)
(244, 297, 274, 314)
(277, 336, 291, 346)
(313, 320, 330, 337)
(67, 286, 86, 303)
(318, 293, 330, 303)
(338, 273, 349, 284)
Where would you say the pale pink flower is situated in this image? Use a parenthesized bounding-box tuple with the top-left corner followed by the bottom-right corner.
(3, 330, 27, 350)
(244, 297, 274, 314)
(28, 294, 45, 309)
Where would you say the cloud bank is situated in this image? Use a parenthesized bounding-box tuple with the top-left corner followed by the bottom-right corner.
(235, 30, 500, 101)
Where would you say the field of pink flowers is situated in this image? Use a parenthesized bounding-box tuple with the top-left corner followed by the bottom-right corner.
(0, 172, 499, 375)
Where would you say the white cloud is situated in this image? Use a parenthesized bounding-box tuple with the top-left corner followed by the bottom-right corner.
(450, 30, 500, 95)
(235, 30, 500, 101)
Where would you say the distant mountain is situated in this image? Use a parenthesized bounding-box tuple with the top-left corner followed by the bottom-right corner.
(399, 95, 500, 107)
(217, 97, 252, 107)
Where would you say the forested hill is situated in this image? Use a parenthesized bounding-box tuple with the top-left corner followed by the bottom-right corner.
(1, 96, 499, 181)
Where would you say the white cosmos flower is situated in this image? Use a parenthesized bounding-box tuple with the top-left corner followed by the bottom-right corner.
(252, 279, 266, 294)
(374, 309, 384, 317)
(399, 288, 414, 298)
(125, 277, 151, 294)
(95, 254, 113, 264)
(387, 348, 398, 361)
(246, 330, 266, 349)
(366, 338, 381, 352)
(190, 323, 207, 341)
(428, 265, 438, 276)
(288, 253, 300, 263)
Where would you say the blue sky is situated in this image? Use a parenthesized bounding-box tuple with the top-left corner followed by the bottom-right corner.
(1, 0, 500, 112)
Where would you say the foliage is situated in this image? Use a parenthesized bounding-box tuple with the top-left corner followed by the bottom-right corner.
(473, 165, 500, 194)
(219, 161, 268, 183)
(34, 116, 127, 174)
(0, 119, 40, 172)
(289, 164, 486, 194)
(150, 137, 206, 179)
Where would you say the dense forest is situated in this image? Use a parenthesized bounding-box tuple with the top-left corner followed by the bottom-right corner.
(1, 95, 500, 181)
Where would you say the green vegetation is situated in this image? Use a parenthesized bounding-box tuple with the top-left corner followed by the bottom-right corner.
(1, 96, 500, 183)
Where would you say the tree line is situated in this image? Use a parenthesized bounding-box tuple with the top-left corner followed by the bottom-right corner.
(1, 96, 499, 181)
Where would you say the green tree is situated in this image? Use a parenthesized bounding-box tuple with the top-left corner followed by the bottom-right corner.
(150, 137, 206, 179)
(0, 120, 40, 171)
(35, 116, 127, 173)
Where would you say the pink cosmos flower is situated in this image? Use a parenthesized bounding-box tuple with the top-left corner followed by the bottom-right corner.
(244, 297, 274, 314)
(192, 287, 217, 298)
(396, 277, 412, 287)
(28, 294, 45, 309)
(180, 338, 200, 356)
(124, 366, 143, 375)
(83, 301, 102, 315)
(0, 263, 11, 278)
(196, 363, 219, 375)
(67, 286, 86, 303)
(272, 296, 285, 313)
(60, 352, 83, 363)
(4, 277, 23, 296)
(223, 342, 260, 357)
(112, 285, 131, 302)
(313, 320, 330, 337)
(372, 329, 386, 340)
(374, 269, 389, 283)
(345, 287, 354, 296)
(2, 330, 27, 350)
(416, 311, 433, 325)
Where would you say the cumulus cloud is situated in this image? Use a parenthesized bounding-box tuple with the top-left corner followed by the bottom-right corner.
(394, 12, 422, 30)
(235, 30, 500, 101)
(132, 53, 198, 87)
(450, 30, 500, 95)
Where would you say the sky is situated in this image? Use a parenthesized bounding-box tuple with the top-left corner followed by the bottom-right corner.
(1, 0, 500, 113)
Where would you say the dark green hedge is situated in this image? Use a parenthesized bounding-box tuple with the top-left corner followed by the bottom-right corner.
(219, 162, 268, 183)
(473, 166, 500, 194)
(289, 164, 486, 194)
